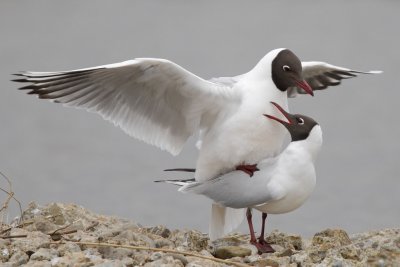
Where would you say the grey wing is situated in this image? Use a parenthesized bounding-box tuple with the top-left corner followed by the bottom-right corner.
(14, 58, 238, 155)
(180, 157, 283, 209)
(288, 61, 382, 97)
(208, 74, 245, 87)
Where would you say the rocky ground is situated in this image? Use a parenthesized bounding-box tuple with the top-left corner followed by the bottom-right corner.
(0, 202, 398, 266)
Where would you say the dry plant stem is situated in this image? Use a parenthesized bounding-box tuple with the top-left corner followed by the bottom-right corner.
(1, 214, 63, 235)
(50, 223, 73, 235)
(85, 221, 99, 231)
(0, 229, 78, 240)
(0, 171, 23, 224)
(50, 241, 251, 267)
(0, 234, 27, 239)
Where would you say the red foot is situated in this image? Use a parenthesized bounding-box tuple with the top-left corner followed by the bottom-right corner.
(236, 164, 259, 177)
(250, 239, 275, 254)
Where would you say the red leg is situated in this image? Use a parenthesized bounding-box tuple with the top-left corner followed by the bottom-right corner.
(259, 212, 267, 242)
(236, 164, 259, 177)
(246, 208, 257, 244)
(246, 209, 275, 254)
(258, 213, 275, 253)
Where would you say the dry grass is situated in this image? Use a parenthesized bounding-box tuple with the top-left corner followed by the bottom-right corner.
(50, 241, 251, 267)
(0, 171, 23, 227)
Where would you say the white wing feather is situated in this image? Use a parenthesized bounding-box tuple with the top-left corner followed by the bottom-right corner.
(15, 59, 236, 155)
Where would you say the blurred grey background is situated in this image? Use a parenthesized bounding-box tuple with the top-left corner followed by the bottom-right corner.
(0, 1, 398, 237)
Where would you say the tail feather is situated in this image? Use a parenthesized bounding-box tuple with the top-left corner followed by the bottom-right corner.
(164, 168, 196, 172)
(154, 178, 195, 186)
(209, 203, 246, 241)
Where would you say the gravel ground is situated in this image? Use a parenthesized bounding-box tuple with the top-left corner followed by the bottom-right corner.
(0, 202, 398, 266)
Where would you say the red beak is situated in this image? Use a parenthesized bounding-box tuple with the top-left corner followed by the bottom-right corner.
(295, 80, 314, 96)
(264, 102, 293, 125)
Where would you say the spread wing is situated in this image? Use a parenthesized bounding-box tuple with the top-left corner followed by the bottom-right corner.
(208, 74, 245, 87)
(288, 61, 382, 97)
(13, 58, 236, 155)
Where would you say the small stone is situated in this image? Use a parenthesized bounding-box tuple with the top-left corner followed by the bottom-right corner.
(394, 237, 400, 249)
(372, 241, 379, 249)
(22, 261, 52, 267)
(95, 260, 126, 267)
(377, 258, 386, 267)
(0, 247, 10, 261)
(182, 231, 208, 251)
(9, 227, 29, 237)
(34, 218, 57, 233)
(278, 248, 294, 257)
(121, 257, 134, 267)
(186, 258, 221, 267)
(132, 253, 150, 265)
(150, 251, 164, 261)
(244, 254, 261, 263)
(129, 232, 156, 247)
(30, 247, 59, 261)
(312, 229, 351, 248)
(199, 249, 213, 257)
(48, 203, 66, 225)
(115, 229, 135, 241)
(214, 246, 251, 259)
(290, 251, 309, 265)
(240, 243, 259, 255)
(0, 238, 11, 247)
(57, 242, 81, 256)
(155, 238, 175, 248)
(256, 258, 280, 267)
(144, 255, 184, 267)
(164, 253, 189, 265)
(8, 250, 29, 266)
(340, 245, 361, 261)
(229, 256, 244, 262)
(149, 225, 172, 238)
(211, 236, 243, 248)
(308, 249, 327, 263)
(332, 260, 344, 267)
(266, 230, 303, 250)
(97, 247, 133, 260)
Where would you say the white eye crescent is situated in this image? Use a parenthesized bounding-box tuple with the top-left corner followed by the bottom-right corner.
(296, 117, 305, 125)
(283, 65, 291, 71)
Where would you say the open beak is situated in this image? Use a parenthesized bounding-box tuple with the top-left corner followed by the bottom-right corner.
(264, 102, 293, 125)
(295, 79, 314, 96)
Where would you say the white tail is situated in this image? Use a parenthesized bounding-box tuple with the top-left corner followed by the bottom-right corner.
(209, 203, 246, 240)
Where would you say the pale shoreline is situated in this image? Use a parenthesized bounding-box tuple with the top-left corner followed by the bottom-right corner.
(0, 202, 398, 266)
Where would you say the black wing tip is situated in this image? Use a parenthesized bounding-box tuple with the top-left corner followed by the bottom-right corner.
(332, 70, 357, 77)
(12, 77, 33, 83)
(164, 168, 196, 172)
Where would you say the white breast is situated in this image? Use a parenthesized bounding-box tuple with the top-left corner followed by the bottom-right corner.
(253, 126, 322, 214)
(194, 78, 288, 181)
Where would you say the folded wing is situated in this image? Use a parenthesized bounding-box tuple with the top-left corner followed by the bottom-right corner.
(14, 59, 236, 155)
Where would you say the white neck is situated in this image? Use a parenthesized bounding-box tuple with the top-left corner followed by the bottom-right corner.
(288, 125, 323, 162)
(246, 48, 286, 80)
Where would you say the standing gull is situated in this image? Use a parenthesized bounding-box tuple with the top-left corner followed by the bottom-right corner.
(158, 102, 322, 253)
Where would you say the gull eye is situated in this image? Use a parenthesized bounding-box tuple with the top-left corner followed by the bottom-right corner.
(296, 117, 305, 125)
(283, 65, 291, 72)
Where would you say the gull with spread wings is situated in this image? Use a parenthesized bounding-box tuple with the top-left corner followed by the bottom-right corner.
(13, 48, 381, 239)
